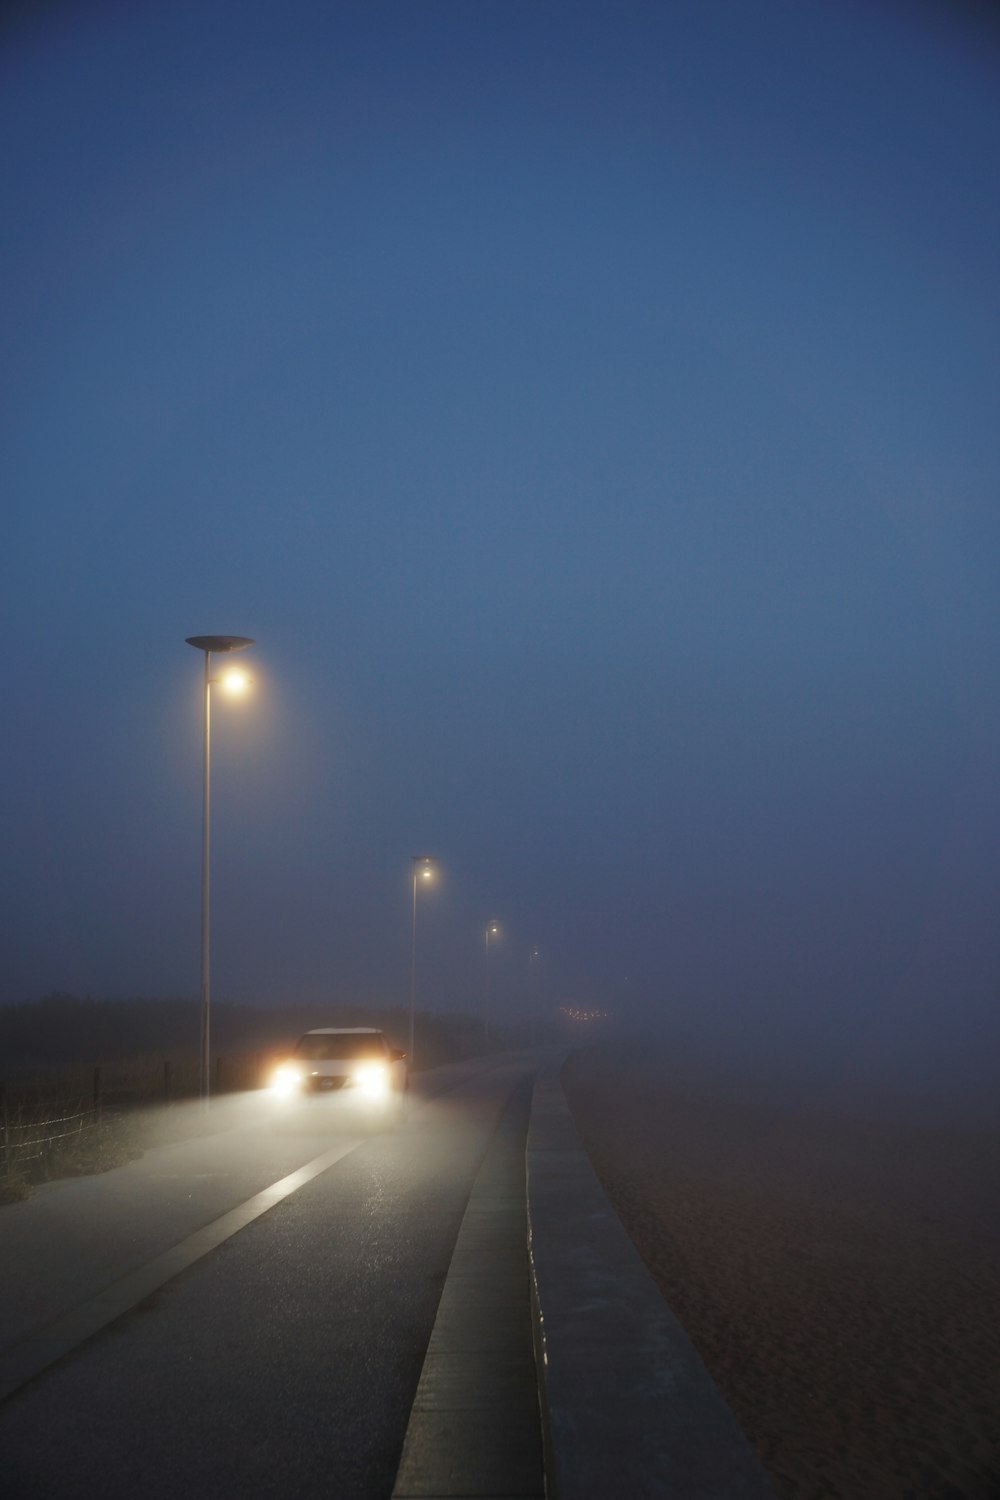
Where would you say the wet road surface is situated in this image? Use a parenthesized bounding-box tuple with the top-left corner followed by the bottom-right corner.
(0, 1059, 540, 1500)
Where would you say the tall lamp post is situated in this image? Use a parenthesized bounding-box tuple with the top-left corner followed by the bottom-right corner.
(185, 634, 254, 1105)
(483, 920, 500, 1042)
(409, 855, 436, 1067)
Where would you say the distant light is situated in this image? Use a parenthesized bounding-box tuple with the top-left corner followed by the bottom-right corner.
(421, 866, 433, 879)
(220, 666, 251, 696)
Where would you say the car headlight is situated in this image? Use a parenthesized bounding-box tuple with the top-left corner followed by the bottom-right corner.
(353, 1062, 390, 1098)
(269, 1063, 304, 1098)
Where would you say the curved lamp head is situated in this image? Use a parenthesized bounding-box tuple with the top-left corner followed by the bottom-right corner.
(186, 635, 254, 654)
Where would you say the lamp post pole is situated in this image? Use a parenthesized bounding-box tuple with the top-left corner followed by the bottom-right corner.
(484, 921, 500, 1043)
(185, 635, 254, 1106)
(409, 856, 435, 1066)
(529, 946, 541, 1049)
(200, 647, 211, 1102)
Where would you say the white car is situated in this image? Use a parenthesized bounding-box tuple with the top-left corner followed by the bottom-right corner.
(269, 1027, 408, 1125)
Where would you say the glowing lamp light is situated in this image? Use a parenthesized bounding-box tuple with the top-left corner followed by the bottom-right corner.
(220, 666, 251, 696)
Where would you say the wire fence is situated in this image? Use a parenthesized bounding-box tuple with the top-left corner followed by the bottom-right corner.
(1, 1100, 101, 1169)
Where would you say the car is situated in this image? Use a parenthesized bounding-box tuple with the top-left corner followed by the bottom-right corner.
(268, 1027, 408, 1127)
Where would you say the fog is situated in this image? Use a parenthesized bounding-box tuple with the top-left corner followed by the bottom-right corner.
(2, 2, 997, 1121)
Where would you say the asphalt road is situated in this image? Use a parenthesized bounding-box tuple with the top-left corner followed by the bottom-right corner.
(0, 1058, 539, 1500)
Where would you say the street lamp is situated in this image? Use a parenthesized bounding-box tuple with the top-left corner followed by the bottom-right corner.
(409, 855, 436, 1067)
(483, 920, 500, 1042)
(185, 634, 254, 1105)
(529, 945, 542, 1048)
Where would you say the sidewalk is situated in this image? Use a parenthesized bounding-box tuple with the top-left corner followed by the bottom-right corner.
(527, 1060, 776, 1500)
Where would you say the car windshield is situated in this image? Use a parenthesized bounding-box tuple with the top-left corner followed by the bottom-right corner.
(294, 1033, 387, 1060)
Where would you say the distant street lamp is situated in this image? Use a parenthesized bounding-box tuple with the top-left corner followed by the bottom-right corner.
(529, 946, 542, 1048)
(483, 920, 501, 1042)
(185, 634, 254, 1105)
(409, 855, 436, 1067)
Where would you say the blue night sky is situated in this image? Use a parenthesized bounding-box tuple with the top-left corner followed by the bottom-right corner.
(2, 2, 998, 1079)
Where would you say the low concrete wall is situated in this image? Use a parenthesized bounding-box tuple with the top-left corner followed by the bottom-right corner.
(526, 1060, 776, 1500)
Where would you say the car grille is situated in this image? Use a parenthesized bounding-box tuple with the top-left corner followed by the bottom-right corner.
(304, 1075, 350, 1093)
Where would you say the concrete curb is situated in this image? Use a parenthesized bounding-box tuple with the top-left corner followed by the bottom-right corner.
(526, 1060, 776, 1500)
(392, 1072, 544, 1499)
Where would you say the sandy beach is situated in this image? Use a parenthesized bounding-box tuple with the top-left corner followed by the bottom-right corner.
(562, 1043, 1000, 1500)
